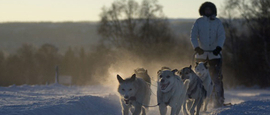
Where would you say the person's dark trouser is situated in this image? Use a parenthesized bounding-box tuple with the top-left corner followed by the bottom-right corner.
(196, 58, 225, 107)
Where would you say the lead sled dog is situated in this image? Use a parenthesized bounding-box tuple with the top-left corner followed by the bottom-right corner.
(117, 74, 151, 115)
(157, 67, 190, 115)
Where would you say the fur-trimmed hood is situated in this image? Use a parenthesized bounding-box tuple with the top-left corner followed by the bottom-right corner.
(199, 2, 217, 16)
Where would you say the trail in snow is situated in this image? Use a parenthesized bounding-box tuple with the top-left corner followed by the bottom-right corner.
(211, 89, 270, 115)
(0, 84, 121, 115)
(0, 84, 270, 115)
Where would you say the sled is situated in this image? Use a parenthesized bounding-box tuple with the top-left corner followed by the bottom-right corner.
(223, 103, 232, 106)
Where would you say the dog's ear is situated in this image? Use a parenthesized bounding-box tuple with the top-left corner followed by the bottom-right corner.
(145, 70, 148, 74)
(189, 65, 192, 73)
(204, 62, 208, 69)
(162, 66, 171, 70)
(130, 74, 136, 81)
(171, 69, 178, 75)
(195, 62, 199, 69)
(157, 70, 162, 75)
(178, 70, 182, 75)
(117, 74, 124, 83)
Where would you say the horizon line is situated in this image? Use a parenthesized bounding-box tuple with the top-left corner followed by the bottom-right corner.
(0, 17, 198, 23)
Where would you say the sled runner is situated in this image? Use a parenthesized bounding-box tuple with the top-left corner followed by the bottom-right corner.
(223, 103, 232, 106)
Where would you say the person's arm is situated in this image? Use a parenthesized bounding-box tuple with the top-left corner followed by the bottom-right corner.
(190, 20, 199, 49)
(217, 20, 226, 48)
(213, 20, 226, 56)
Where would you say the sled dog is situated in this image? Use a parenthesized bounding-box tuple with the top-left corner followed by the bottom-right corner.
(134, 68, 151, 85)
(117, 74, 151, 115)
(157, 67, 189, 115)
(179, 65, 207, 115)
(195, 62, 214, 111)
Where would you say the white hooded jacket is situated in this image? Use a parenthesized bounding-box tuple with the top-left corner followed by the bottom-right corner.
(190, 16, 226, 60)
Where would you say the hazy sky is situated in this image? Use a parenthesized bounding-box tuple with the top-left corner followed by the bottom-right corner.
(0, 0, 224, 22)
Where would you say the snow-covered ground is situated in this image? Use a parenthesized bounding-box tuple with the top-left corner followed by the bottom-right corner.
(0, 84, 270, 115)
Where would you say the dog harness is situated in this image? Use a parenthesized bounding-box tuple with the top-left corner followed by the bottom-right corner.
(187, 77, 203, 98)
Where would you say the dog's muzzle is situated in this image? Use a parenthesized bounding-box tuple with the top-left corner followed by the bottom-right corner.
(124, 96, 136, 104)
(161, 82, 170, 90)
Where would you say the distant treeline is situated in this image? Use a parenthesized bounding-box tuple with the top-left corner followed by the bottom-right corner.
(0, 43, 117, 86)
(0, 22, 99, 54)
(0, 41, 193, 86)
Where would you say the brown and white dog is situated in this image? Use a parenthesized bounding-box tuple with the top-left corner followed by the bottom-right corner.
(157, 67, 189, 115)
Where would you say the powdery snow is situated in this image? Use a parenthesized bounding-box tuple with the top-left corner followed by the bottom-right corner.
(0, 84, 270, 115)
(210, 89, 270, 115)
(0, 84, 121, 115)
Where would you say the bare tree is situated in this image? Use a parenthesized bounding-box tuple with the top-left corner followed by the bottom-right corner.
(98, 0, 175, 55)
(222, 0, 270, 87)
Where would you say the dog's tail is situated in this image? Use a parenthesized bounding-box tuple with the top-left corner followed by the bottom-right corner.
(183, 79, 190, 93)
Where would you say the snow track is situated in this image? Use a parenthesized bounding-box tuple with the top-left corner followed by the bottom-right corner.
(0, 84, 270, 115)
(215, 100, 270, 115)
